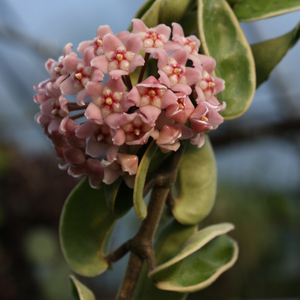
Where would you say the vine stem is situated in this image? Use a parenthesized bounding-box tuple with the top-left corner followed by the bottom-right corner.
(114, 144, 186, 300)
(116, 185, 169, 300)
(138, 53, 150, 83)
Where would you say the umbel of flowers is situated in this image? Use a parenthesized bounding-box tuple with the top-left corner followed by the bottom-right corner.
(33, 19, 226, 189)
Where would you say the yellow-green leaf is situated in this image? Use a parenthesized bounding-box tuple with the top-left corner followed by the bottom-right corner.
(69, 275, 95, 300)
(178, 10, 198, 36)
(134, 0, 157, 20)
(252, 21, 300, 87)
(172, 137, 217, 225)
(233, 0, 300, 22)
(60, 178, 116, 277)
(133, 140, 158, 220)
(198, 0, 256, 119)
(141, 0, 165, 28)
(148, 223, 238, 292)
(159, 0, 195, 26)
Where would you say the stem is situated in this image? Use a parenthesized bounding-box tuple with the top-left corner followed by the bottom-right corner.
(116, 185, 169, 300)
(122, 75, 130, 90)
(115, 144, 185, 300)
(67, 103, 88, 111)
(116, 253, 143, 300)
(105, 242, 129, 264)
(126, 75, 133, 90)
(138, 53, 150, 83)
(70, 112, 85, 120)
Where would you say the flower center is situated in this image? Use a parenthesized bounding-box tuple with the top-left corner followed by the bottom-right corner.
(177, 98, 185, 110)
(105, 97, 113, 105)
(54, 67, 61, 73)
(148, 89, 156, 97)
(174, 68, 182, 76)
(116, 54, 123, 62)
(97, 134, 104, 142)
(208, 82, 215, 88)
(75, 72, 83, 80)
(150, 32, 157, 40)
(189, 42, 195, 48)
(200, 116, 208, 122)
(97, 39, 103, 47)
(134, 128, 141, 136)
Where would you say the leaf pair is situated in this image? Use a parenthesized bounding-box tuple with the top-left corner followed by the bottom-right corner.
(134, 221, 238, 298)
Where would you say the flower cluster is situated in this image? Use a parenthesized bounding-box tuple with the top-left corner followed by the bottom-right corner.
(33, 19, 226, 189)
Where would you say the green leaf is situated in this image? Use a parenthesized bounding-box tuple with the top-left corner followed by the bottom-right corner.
(226, 0, 238, 5)
(172, 137, 217, 225)
(60, 178, 116, 277)
(133, 140, 158, 220)
(133, 219, 197, 300)
(159, 0, 195, 26)
(69, 275, 95, 300)
(141, 0, 165, 28)
(134, 0, 157, 20)
(104, 178, 133, 218)
(146, 148, 171, 177)
(198, 0, 256, 119)
(232, 0, 300, 22)
(251, 22, 300, 87)
(178, 10, 198, 36)
(148, 223, 238, 292)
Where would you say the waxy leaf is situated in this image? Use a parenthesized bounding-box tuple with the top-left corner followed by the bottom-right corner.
(232, 0, 300, 22)
(179, 10, 198, 36)
(198, 0, 256, 119)
(104, 178, 133, 218)
(69, 275, 95, 300)
(141, 0, 165, 28)
(133, 219, 197, 300)
(252, 22, 300, 87)
(134, 0, 157, 20)
(148, 223, 238, 292)
(172, 137, 217, 225)
(60, 178, 116, 277)
(134, 140, 158, 220)
(159, 0, 195, 26)
(146, 148, 171, 177)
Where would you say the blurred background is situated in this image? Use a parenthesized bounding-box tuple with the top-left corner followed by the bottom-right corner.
(0, 0, 299, 299)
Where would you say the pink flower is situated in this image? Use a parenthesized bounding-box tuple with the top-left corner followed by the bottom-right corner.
(172, 23, 201, 60)
(78, 25, 130, 57)
(46, 43, 74, 81)
(156, 124, 192, 153)
(128, 76, 177, 124)
(91, 34, 144, 79)
(76, 121, 120, 159)
(101, 153, 138, 187)
(60, 47, 104, 106)
(77, 25, 114, 56)
(85, 77, 128, 128)
(195, 70, 225, 102)
(165, 92, 195, 124)
(132, 19, 176, 53)
(120, 113, 154, 145)
(156, 48, 201, 93)
(189, 102, 224, 134)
